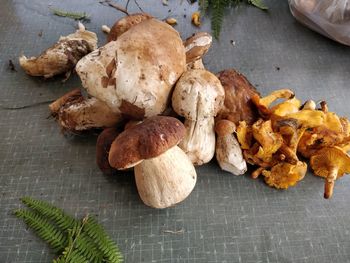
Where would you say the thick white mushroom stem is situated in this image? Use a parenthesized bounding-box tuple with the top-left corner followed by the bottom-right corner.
(216, 134, 247, 175)
(58, 97, 122, 131)
(324, 167, 338, 199)
(134, 146, 197, 209)
(215, 119, 247, 175)
(180, 118, 216, 165)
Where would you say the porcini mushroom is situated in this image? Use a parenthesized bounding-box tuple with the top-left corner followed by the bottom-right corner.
(50, 89, 122, 132)
(184, 32, 212, 68)
(216, 69, 260, 125)
(310, 147, 350, 199)
(108, 116, 197, 208)
(76, 18, 186, 119)
(172, 69, 225, 165)
(19, 23, 97, 78)
(215, 119, 247, 175)
(107, 13, 153, 42)
(96, 127, 121, 176)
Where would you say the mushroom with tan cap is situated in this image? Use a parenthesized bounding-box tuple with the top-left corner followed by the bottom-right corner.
(310, 146, 350, 199)
(20, 23, 97, 78)
(107, 13, 153, 42)
(76, 18, 186, 120)
(215, 119, 247, 175)
(108, 116, 197, 208)
(172, 69, 225, 165)
(216, 69, 260, 125)
(49, 89, 122, 132)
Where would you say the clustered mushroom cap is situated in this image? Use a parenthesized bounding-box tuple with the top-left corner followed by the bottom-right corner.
(107, 13, 153, 42)
(172, 69, 225, 120)
(76, 18, 186, 119)
(108, 116, 186, 169)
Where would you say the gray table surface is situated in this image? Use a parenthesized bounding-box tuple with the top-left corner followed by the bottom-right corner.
(1, 0, 350, 262)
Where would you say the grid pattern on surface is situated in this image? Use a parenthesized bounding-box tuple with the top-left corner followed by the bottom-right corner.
(1, 0, 350, 262)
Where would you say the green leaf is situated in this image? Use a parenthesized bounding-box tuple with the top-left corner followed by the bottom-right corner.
(248, 0, 268, 10)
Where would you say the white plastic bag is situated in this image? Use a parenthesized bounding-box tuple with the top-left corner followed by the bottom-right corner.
(289, 0, 350, 45)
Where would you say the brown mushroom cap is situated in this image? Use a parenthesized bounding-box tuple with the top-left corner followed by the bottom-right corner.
(109, 116, 186, 169)
(184, 32, 212, 64)
(107, 13, 153, 42)
(216, 69, 259, 125)
(96, 127, 121, 175)
(172, 69, 225, 120)
(215, 119, 236, 137)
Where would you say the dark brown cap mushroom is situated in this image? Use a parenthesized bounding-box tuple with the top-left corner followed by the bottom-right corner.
(96, 127, 121, 176)
(108, 116, 185, 169)
(108, 116, 196, 208)
(216, 69, 260, 125)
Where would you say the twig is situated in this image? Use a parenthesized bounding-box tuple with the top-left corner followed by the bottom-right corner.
(0, 100, 54, 110)
(163, 229, 185, 234)
(99, 0, 129, 16)
(125, 0, 131, 11)
(134, 0, 144, 13)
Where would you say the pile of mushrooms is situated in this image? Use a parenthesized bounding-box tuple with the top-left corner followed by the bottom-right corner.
(19, 14, 350, 205)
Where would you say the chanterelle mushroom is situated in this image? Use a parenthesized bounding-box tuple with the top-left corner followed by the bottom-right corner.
(172, 69, 225, 165)
(76, 18, 186, 119)
(215, 119, 247, 175)
(310, 147, 350, 199)
(108, 116, 197, 208)
(19, 23, 97, 78)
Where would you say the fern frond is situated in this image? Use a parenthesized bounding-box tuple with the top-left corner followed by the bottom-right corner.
(20, 197, 79, 231)
(211, 0, 227, 39)
(16, 198, 123, 263)
(84, 217, 123, 263)
(199, 0, 209, 13)
(14, 209, 67, 253)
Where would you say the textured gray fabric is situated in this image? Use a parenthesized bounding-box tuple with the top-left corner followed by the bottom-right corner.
(1, 0, 350, 262)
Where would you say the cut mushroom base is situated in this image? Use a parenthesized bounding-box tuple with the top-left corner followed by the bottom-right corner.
(134, 146, 197, 208)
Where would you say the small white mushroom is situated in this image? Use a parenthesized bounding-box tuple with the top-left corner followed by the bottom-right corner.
(172, 69, 225, 165)
(215, 119, 247, 175)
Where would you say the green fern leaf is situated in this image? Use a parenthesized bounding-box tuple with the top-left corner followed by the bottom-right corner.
(199, 0, 210, 13)
(15, 197, 123, 263)
(20, 197, 79, 231)
(14, 209, 67, 253)
(211, 0, 227, 39)
(84, 217, 123, 263)
(248, 0, 268, 10)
